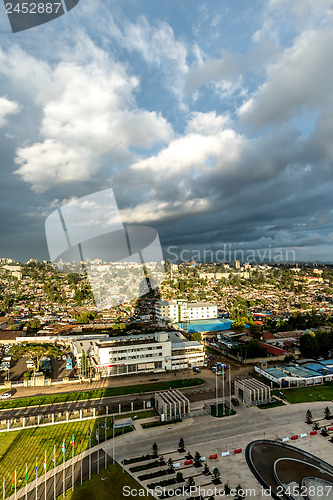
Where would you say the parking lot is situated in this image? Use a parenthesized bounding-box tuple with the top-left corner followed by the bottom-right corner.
(0, 344, 76, 383)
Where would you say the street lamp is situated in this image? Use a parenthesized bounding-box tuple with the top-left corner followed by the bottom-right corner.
(199, 469, 211, 500)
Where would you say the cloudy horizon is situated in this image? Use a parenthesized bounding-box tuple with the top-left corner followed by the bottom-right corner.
(1, 0, 333, 263)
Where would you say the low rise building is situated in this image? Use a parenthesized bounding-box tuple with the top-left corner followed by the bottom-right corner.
(234, 378, 271, 406)
(71, 331, 205, 377)
(155, 389, 190, 421)
(155, 299, 217, 324)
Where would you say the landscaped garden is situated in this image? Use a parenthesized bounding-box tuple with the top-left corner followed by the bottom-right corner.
(272, 382, 333, 404)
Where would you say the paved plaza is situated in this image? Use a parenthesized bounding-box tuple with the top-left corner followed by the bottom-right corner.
(106, 402, 333, 499)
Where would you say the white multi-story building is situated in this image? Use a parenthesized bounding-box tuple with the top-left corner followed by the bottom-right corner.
(71, 331, 205, 377)
(155, 300, 217, 324)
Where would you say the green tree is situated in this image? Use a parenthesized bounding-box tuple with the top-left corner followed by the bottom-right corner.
(234, 484, 245, 500)
(152, 442, 158, 457)
(10, 343, 59, 373)
(224, 483, 231, 494)
(80, 350, 89, 377)
(176, 471, 183, 483)
(167, 458, 174, 470)
(203, 463, 210, 475)
(324, 407, 331, 420)
(212, 467, 221, 481)
(186, 477, 195, 489)
(178, 437, 185, 451)
(190, 332, 202, 342)
(249, 324, 262, 340)
(26, 318, 41, 330)
(306, 409, 313, 424)
(194, 451, 201, 466)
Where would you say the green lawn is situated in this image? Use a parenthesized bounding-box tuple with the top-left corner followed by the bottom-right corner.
(257, 400, 285, 409)
(141, 419, 181, 429)
(210, 404, 236, 418)
(205, 346, 222, 357)
(62, 463, 155, 500)
(0, 416, 132, 498)
(272, 383, 333, 404)
(0, 378, 204, 410)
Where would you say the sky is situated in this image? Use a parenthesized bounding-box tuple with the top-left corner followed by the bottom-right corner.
(1, 0, 333, 263)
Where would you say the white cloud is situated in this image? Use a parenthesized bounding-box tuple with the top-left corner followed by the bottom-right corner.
(131, 128, 241, 178)
(238, 23, 333, 128)
(185, 111, 230, 135)
(120, 198, 211, 224)
(13, 45, 173, 192)
(185, 39, 279, 93)
(0, 97, 20, 127)
(108, 15, 189, 104)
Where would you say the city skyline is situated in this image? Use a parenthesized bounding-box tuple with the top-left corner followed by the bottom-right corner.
(1, 1, 333, 262)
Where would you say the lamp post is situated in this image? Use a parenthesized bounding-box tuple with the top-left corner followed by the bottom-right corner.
(215, 370, 218, 415)
(198, 470, 211, 500)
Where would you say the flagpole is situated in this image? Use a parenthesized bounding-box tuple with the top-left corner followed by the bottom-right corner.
(122, 425, 124, 474)
(229, 364, 232, 410)
(14, 470, 16, 500)
(97, 422, 100, 475)
(25, 463, 28, 500)
(104, 418, 107, 470)
(80, 431, 83, 486)
(72, 435, 74, 492)
(62, 441, 65, 498)
(44, 450, 47, 500)
(222, 366, 225, 416)
(2, 477, 5, 500)
(35, 457, 38, 500)
(112, 417, 115, 464)
(53, 445, 56, 500)
(89, 427, 91, 480)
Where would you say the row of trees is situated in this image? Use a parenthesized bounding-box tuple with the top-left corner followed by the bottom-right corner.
(306, 407, 332, 424)
(300, 329, 333, 358)
(151, 439, 245, 499)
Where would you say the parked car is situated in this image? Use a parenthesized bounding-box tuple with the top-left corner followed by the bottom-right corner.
(0, 392, 12, 399)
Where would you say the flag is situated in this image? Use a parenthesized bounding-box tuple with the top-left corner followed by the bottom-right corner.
(80, 430, 83, 444)
(25, 463, 28, 485)
(88, 426, 91, 437)
(70, 434, 75, 447)
(61, 440, 66, 454)
(52, 445, 56, 463)
(10, 472, 15, 492)
(35, 458, 38, 478)
(44, 450, 47, 470)
(2, 477, 5, 500)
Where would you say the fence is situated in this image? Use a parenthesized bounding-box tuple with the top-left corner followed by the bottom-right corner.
(0, 398, 154, 433)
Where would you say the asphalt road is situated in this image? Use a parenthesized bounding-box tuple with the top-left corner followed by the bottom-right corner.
(0, 369, 236, 420)
(108, 401, 333, 459)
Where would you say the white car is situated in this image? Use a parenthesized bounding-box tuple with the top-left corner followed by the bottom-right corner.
(0, 392, 12, 399)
